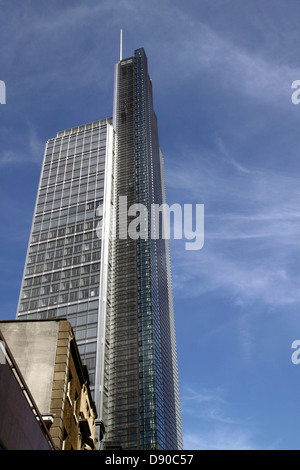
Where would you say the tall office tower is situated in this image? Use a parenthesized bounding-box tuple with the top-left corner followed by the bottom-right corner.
(16, 46, 183, 450)
(16, 118, 114, 402)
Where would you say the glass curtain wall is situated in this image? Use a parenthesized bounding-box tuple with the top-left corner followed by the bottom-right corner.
(16, 118, 114, 398)
(106, 48, 183, 450)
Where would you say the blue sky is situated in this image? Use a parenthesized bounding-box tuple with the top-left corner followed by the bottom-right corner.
(1, 0, 300, 450)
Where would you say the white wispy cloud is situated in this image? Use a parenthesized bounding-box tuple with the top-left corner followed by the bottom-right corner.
(181, 385, 264, 450)
(182, 386, 227, 405)
(5, 0, 299, 108)
(172, 247, 300, 307)
(172, 18, 300, 107)
(0, 124, 44, 167)
(167, 146, 300, 308)
(183, 428, 260, 450)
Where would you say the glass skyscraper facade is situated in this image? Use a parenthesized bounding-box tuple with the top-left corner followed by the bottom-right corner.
(16, 47, 183, 450)
(17, 118, 114, 395)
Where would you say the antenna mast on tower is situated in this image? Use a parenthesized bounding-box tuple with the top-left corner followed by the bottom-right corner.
(119, 29, 123, 61)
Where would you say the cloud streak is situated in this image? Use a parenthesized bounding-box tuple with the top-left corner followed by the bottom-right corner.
(181, 385, 264, 450)
(0, 124, 44, 167)
(183, 428, 261, 450)
(172, 15, 300, 107)
(167, 145, 300, 308)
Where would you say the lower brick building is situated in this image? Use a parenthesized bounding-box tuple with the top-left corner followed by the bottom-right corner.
(0, 319, 100, 450)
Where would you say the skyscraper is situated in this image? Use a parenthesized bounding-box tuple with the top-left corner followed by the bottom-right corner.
(16, 45, 183, 450)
